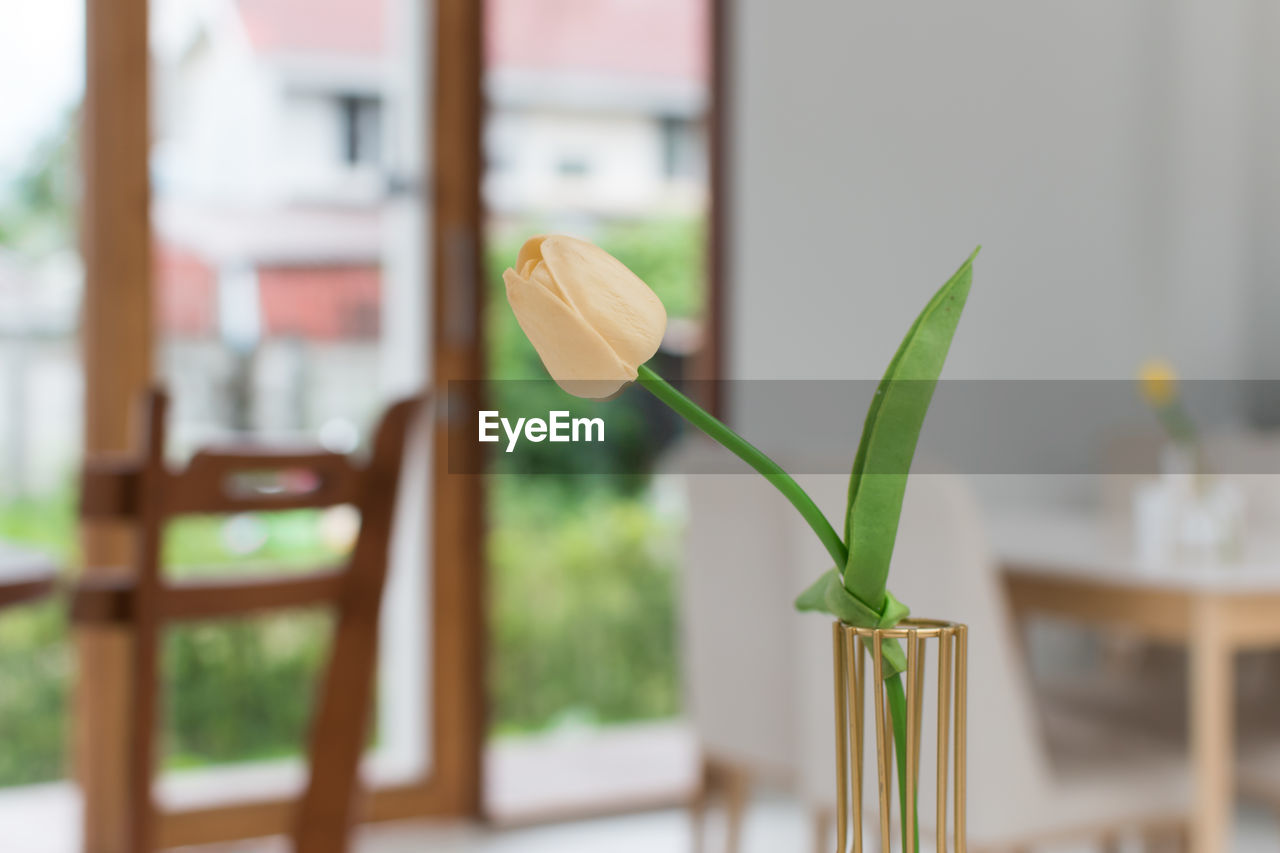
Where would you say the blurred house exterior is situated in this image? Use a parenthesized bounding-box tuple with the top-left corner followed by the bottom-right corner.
(0, 0, 709, 493)
(148, 0, 709, 450)
(0, 248, 79, 498)
(150, 0, 391, 449)
(483, 0, 709, 219)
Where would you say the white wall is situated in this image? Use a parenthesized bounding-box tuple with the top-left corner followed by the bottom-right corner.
(728, 0, 1272, 386)
(724, 0, 1280, 504)
(1245, 1, 1280, 423)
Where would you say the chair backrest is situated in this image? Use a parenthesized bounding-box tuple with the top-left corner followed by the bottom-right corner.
(665, 440, 800, 780)
(791, 472, 1056, 844)
(73, 388, 422, 853)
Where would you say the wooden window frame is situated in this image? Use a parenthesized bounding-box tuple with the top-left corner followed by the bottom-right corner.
(697, 0, 731, 419)
(77, 0, 485, 847)
(78, 0, 726, 845)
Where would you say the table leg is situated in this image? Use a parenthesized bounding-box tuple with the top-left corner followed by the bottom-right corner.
(1190, 599, 1234, 853)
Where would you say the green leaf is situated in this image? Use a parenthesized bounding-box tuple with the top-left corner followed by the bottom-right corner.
(794, 568, 840, 614)
(843, 248, 979, 612)
(794, 569, 911, 675)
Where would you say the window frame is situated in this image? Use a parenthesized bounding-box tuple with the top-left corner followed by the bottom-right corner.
(76, 0, 487, 845)
(73, 0, 730, 843)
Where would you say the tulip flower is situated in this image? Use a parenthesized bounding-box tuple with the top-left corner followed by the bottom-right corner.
(505, 235, 978, 853)
(1137, 358, 1198, 447)
(1138, 358, 1178, 408)
(503, 235, 667, 399)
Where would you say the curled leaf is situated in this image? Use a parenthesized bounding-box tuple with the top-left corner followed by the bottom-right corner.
(794, 569, 910, 674)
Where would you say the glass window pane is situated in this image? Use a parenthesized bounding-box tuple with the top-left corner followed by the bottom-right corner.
(150, 0, 430, 789)
(483, 0, 710, 818)
(0, 0, 84, 790)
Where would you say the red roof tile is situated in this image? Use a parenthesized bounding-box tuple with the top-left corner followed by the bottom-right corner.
(237, 0, 386, 56)
(237, 0, 707, 79)
(487, 0, 708, 80)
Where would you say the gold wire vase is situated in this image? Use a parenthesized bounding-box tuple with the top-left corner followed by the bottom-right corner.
(832, 619, 968, 853)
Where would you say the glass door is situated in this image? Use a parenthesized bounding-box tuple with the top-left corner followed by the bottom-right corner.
(481, 0, 715, 822)
(0, 0, 84, 802)
(148, 0, 432, 812)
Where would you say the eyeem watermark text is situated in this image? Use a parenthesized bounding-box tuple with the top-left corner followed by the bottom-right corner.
(478, 410, 605, 453)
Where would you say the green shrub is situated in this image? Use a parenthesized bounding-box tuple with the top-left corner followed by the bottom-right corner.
(0, 602, 70, 785)
(487, 478, 681, 734)
(163, 613, 331, 768)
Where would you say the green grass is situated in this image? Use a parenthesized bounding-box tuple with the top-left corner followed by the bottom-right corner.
(487, 478, 681, 735)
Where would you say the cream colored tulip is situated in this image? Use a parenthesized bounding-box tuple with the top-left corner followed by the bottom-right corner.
(503, 235, 668, 399)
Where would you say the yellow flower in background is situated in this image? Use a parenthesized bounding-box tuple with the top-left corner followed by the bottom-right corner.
(503, 235, 667, 399)
(1138, 358, 1179, 407)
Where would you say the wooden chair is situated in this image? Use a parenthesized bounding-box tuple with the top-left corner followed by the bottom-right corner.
(72, 388, 423, 853)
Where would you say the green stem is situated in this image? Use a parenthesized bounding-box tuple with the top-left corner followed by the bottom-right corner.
(635, 364, 918, 849)
(886, 675, 919, 853)
(636, 364, 847, 568)
(1156, 401, 1198, 447)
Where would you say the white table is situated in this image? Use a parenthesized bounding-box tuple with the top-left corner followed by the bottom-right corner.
(0, 542, 58, 609)
(993, 506, 1280, 853)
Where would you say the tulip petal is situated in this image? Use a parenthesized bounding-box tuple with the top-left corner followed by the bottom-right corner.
(515, 235, 548, 273)
(539, 236, 667, 368)
(504, 268, 637, 399)
(528, 257, 570, 304)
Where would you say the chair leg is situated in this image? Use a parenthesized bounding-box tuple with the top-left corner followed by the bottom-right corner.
(690, 757, 716, 853)
(813, 807, 832, 853)
(1154, 822, 1186, 853)
(723, 765, 752, 853)
(1145, 824, 1191, 853)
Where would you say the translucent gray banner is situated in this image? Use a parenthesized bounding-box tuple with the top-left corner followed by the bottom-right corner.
(445, 380, 1280, 475)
